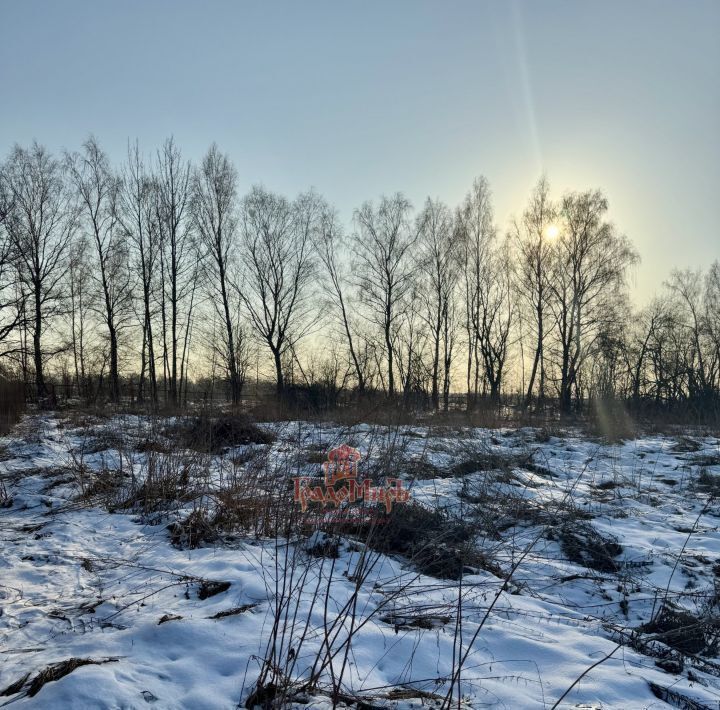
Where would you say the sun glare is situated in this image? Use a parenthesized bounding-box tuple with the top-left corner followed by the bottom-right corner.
(544, 224, 559, 240)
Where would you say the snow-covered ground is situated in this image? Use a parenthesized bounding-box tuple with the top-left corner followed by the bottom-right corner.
(2, 412, 720, 709)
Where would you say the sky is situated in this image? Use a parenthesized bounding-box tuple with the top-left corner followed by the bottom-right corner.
(1, 0, 718, 305)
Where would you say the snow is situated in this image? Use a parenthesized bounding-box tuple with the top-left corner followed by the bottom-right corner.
(1, 413, 720, 708)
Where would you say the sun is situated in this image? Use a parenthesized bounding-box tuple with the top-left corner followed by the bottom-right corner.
(544, 224, 560, 240)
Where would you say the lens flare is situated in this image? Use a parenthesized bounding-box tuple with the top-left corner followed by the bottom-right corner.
(544, 224, 559, 240)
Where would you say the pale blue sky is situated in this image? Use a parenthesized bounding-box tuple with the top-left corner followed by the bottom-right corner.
(1, 0, 718, 302)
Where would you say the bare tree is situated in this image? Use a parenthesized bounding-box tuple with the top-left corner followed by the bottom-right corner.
(513, 176, 556, 409)
(549, 190, 638, 412)
(314, 205, 368, 392)
(667, 267, 718, 405)
(477, 237, 514, 402)
(1, 143, 77, 399)
(624, 273, 720, 414)
(705, 261, 720, 399)
(395, 281, 430, 405)
(417, 197, 457, 409)
(626, 298, 669, 406)
(67, 137, 132, 403)
(238, 186, 319, 396)
(456, 177, 497, 407)
(0, 179, 26, 359)
(191, 144, 244, 404)
(65, 235, 94, 399)
(3, 133, 715, 419)
(118, 142, 161, 406)
(155, 137, 193, 405)
(353, 194, 418, 398)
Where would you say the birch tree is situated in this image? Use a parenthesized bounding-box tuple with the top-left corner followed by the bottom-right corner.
(119, 142, 161, 406)
(191, 144, 243, 404)
(550, 190, 638, 412)
(513, 176, 556, 409)
(156, 138, 194, 404)
(238, 186, 318, 396)
(417, 197, 457, 409)
(1, 143, 76, 399)
(353, 194, 418, 398)
(67, 137, 132, 402)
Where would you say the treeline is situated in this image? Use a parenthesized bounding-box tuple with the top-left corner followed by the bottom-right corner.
(0, 138, 718, 419)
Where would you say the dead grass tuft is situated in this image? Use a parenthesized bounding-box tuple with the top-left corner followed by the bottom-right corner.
(340, 502, 502, 580)
(168, 415, 275, 453)
(556, 521, 622, 573)
(641, 604, 720, 656)
(209, 604, 257, 619)
(697, 469, 720, 495)
(1, 658, 118, 699)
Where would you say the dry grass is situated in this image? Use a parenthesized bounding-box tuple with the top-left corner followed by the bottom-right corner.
(640, 603, 720, 656)
(165, 414, 275, 453)
(1, 658, 119, 699)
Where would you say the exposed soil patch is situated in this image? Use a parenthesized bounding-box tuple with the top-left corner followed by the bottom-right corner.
(403, 457, 445, 480)
(198, 580, 231, 600)
(136, 438, 171, 453)
(524, 462, 559, 479)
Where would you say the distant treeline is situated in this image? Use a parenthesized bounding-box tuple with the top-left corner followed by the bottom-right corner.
(0, 138, 718, 420)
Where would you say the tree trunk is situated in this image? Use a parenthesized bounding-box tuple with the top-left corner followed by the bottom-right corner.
(273, 347, 284, 397)
(385, 309, 394, 397)
(109, 326, 119, 403)
(523, 306, 543, 409)
(338, 290, 364, 392)
(431, 317, 441, 410)
(138, 320, 147, 404)
(219, 267, 240, 405)
(170, 280, 178, 404)
(145, 303, 158, 407)
(33, 284, 45, 399)
(560, 354, 572, 413)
